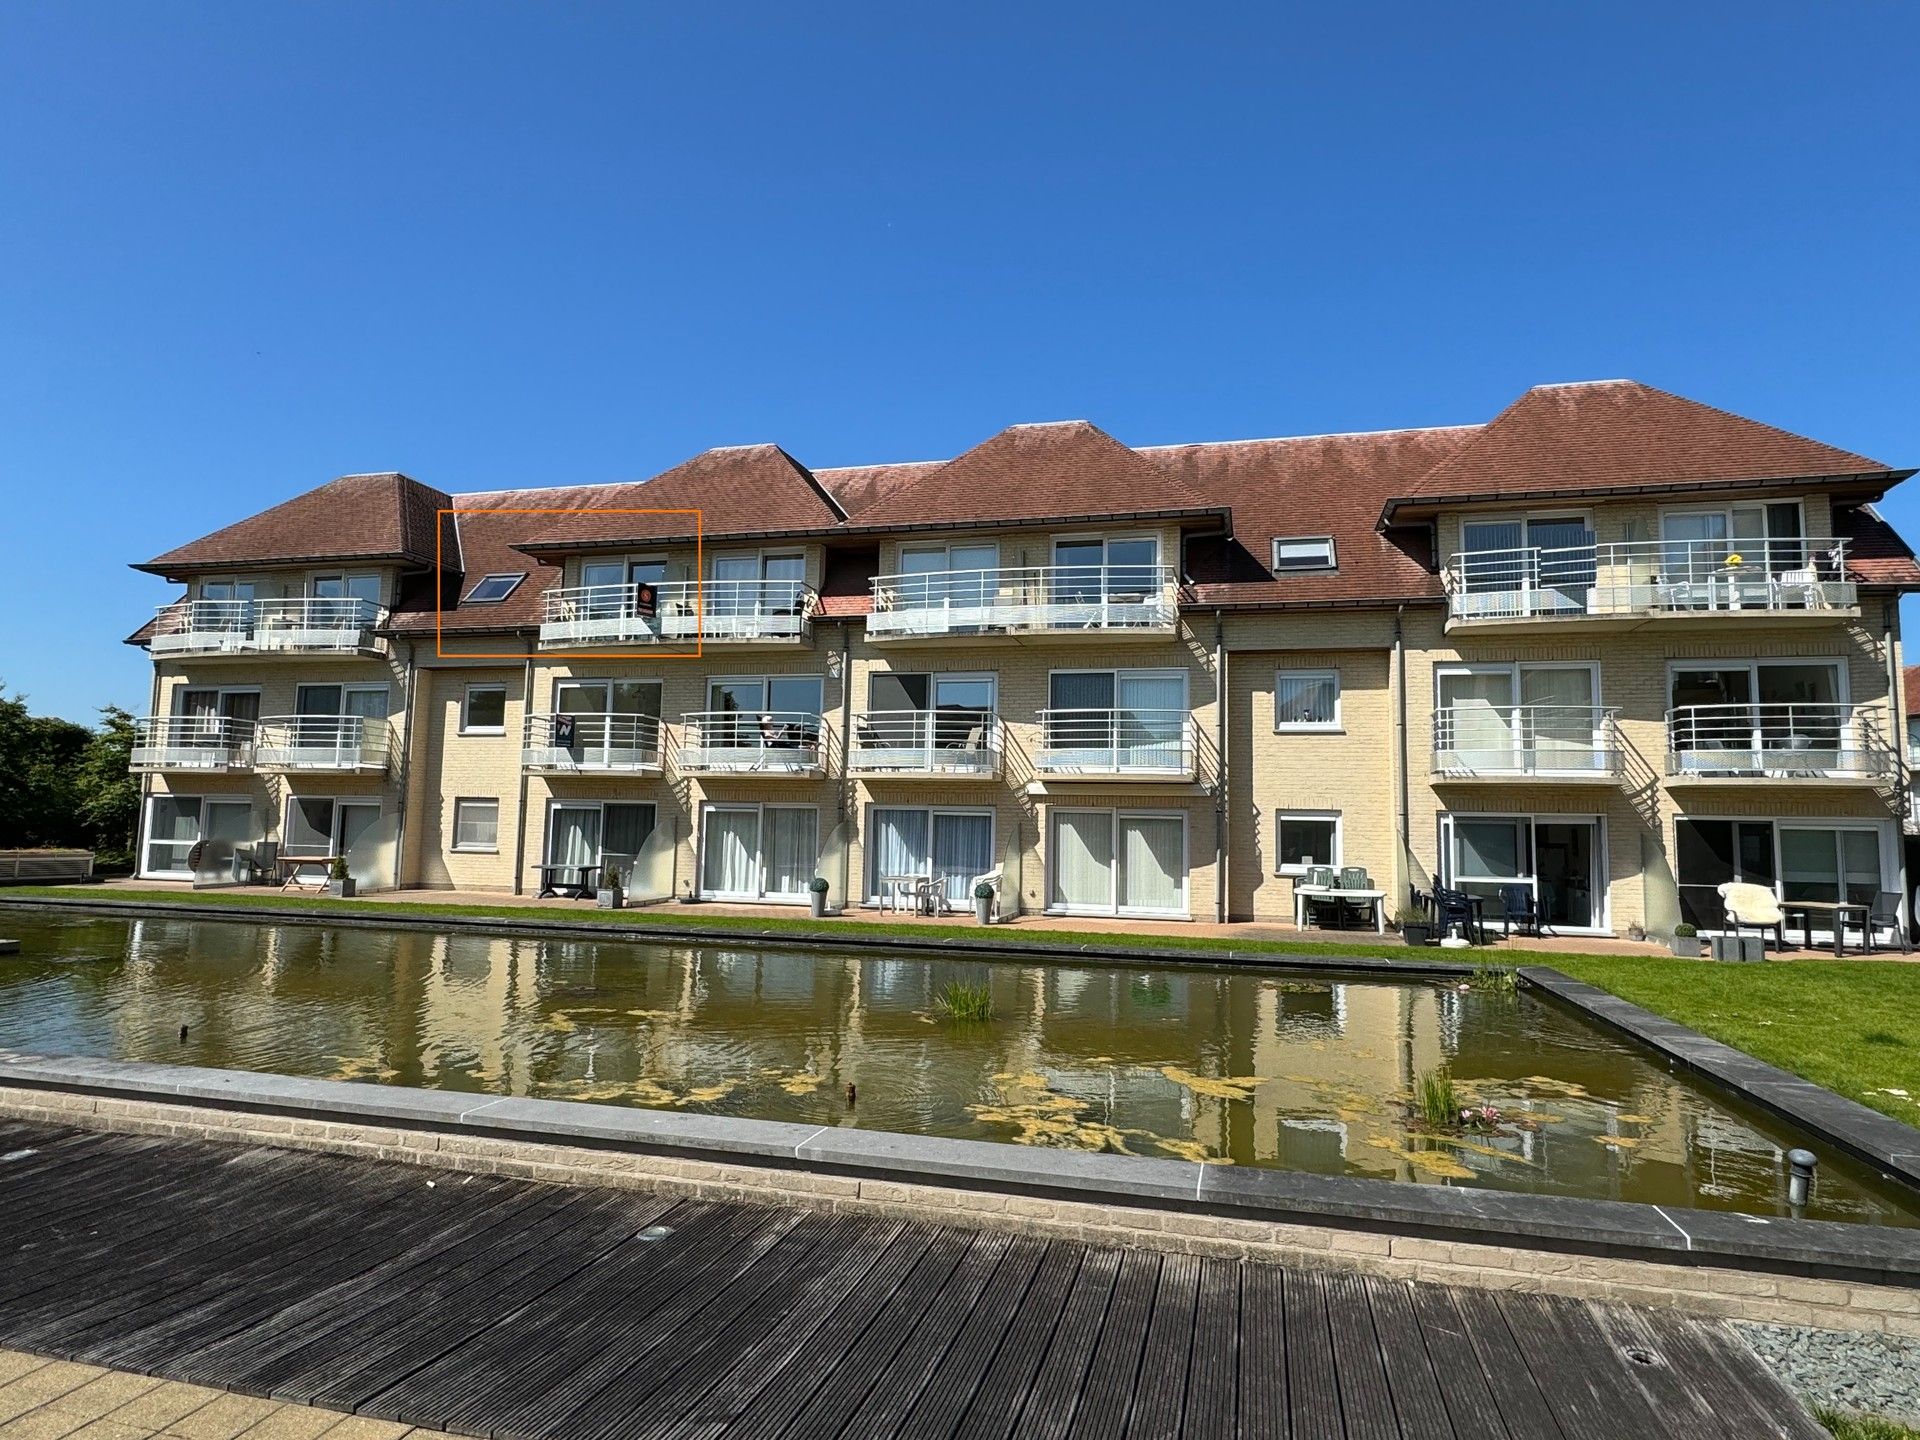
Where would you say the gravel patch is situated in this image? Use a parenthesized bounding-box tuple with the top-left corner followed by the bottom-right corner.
(1734, 1320, 1920, 1425)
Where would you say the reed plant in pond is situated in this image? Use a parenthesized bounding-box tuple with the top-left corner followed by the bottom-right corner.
(934, 980, 994, 1022)
(1414, 1067, 1461, 1130)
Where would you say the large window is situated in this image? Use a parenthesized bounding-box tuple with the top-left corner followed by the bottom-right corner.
(710, 552, 806, 616)
(1435, 663, 1601, 770)
(1459, 514, 1596, 597)
(698, 804, 817, 901)
(1661, 502, 1805, 578)
(140, 796, 253, 878)
(860, 672, 996, 754)
(1675, 818, 1889, 934)
(866, 808, 996, 906)
(546, 802, 656, 871)
(1046, 669, 1187, 765)
(897, 542, 1000, 610)
(283, 797, 383, 859)
(1440, 813, 1603, 931)
(1275, 813, 1340, 875)
(1667, 661, 1845, 766)
(1051, 535, 1160, 603)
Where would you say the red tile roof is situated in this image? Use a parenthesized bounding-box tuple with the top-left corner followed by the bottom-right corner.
(845, 421, 1224, 528)
(1904, 665, 1920, 716)
(1833, 506, 1920, 590)
(813, 461, 942, 516)
(138, 472, 452, 576)
(1383, 381, 1898, 520)
(515, 445, 845, 553)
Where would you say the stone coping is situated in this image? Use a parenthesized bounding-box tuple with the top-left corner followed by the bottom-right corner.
(0, 894, 1479, 980)
(1521, 968, 1920, 1192)
(1, 1049, 1916, 1292)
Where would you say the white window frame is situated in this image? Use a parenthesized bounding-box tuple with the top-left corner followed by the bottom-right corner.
(1274, 668, 1342, 733)
(897, 539, 1001, 571)
(461, 683, 509, 735)
(695, 801, 819, 903)
(294, 682, 391, 718)
(861, 804, 998, 906)
(1658, 498, 1807, 544)
(280, 795, 384, 860)
(542, 798, 660, 868)
(1437, 811, 1611, 935)
(137, 794, 254, 880)
(1274, 811, 1342, 876)
(451, 797, 500, 853)
(308, 571, 383, 603)
(1271, 536, 1337, 572)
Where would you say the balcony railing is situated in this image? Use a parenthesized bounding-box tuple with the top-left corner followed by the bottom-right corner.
(149, 597, 386, 656)
(868, 564, 1180, 639)
(678, 711, 827, 775)
(1431, 705, 1622, 779)
(130, 715, 256, 772)
(1444, 538, 1855, 623)
(252, 715, 390, 772)
(522, 713, 663, 773)
(540, 580, 817, 647)
(847, 709, 1002, 778)
(1034, 708, 1196, 778)
(1666, 703, 1891, 780)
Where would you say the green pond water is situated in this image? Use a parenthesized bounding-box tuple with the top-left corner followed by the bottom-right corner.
(0, 910, 1915, 1226)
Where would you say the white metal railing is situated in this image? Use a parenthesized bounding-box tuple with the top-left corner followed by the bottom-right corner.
(868, 564, 1180, 638)
(1445, 537, 1854, 622)
(522, 712, 663, 773)
(1666, 702, 1890, 779)
(847, 710, 1002, 778)
(252, 714, 390, 771)
(1430, 705, 1622, 778)
(678, 710, 826, 774)
(1034, 708, 1196, 777)
(539, 580, 816, 646)
(149, 597, 385, 655)
(130, 715, 256, 772)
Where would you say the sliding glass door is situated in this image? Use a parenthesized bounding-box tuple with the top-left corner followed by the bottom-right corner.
(698, 804, 818, 901)
(1048, 809, 1188, 918)
(1440, 814, 1605, 931)
(866, 808, 995, 904)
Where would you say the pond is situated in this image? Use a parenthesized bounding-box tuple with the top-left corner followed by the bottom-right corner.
(1, 909, 1915, 1227)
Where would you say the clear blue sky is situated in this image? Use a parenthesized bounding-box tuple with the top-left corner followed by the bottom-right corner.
(3, 3, 1917, 722)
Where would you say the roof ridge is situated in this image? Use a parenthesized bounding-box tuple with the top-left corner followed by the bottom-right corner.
(1136, 422, 1483, 452)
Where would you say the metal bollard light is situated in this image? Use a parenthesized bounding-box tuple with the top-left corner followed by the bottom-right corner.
(1787, 1148, 1817, 1208)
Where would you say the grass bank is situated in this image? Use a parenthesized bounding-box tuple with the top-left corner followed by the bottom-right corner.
(3, 885, 1915, 1124)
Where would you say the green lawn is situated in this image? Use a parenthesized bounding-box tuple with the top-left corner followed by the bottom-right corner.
(1816, 1407, 1920, 1440)
(1546, 952, 1919, 1127)
(4, 884, 1917, 1124)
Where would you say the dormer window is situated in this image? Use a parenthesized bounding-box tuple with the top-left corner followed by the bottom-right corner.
(1272, 536, 1337, 572)
(463, 573, 526, 604)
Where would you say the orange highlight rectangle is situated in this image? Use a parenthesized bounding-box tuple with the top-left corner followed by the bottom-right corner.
(435, 508, 705, 659)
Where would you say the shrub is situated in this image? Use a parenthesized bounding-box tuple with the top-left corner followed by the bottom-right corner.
(1469, 964, 1517, 993)
(328, 857, 349, 881)
(974, 882, 997, 900)
(1673, 922, 1697, 938)
(1414, 1067, 1460, 1130)
(808, 876, 830, 894)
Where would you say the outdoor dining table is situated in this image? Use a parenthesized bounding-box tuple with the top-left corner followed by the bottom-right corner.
(533, 863, 601, 900)
(1292, 885, 1388, 934)
(275, 854, 338, 890)
(1780, 899, 1872, 957)
(879, 874, 933, 914)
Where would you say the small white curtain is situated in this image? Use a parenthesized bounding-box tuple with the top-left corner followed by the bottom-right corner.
(764, 808, 817, 896)
(932, 813, 993, 901)
(870, 809, 930, 896)
(1520, 668, 1595, 763)
(702, 809, 759, 895)
(1051, 811, 1113, 911)
(549, 807, 601, 867)
(1119, 815, 1183, 914)
(1118, 672, 1185, 765)
(1438, 670, 1514, 761)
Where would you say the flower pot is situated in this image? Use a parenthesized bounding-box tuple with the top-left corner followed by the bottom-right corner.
(326, 878, 356, 899)
(1670, 935, 1702, 958)
(975, 896, 993, 925)
(596, 889, 624, 910)
(810, 891, 828, 919)
(1400, 922, 1434, 948)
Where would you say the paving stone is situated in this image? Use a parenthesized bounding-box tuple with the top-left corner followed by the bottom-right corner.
(311, 1419, 411, 1440)
(160, 1396, 279, 1440)
(0, 1410, 86, 1440)
(96, 1384, 222, 1435)
(229, 1408, 343, 1440)
(45, 1376, 163, 1420)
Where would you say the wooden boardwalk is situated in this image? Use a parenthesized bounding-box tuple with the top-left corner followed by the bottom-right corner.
(0, 1118, 1823, 1440)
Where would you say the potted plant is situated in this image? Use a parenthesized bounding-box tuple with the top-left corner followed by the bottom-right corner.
(326, 856, 355, 899)
(973, 881, 996, 926)
(1670, 921, 1702, 958)
(1396, 904, 1434, 948)
(808, 876, 831, 918)
(596, 865, 624, 910)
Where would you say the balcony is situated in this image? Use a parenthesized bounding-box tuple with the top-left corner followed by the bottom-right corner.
(1430, 705, 1622, 782)
(1033, 709, 1196, 780)
(1444, 539, 1856, 633)
(149, 598, 386, 657)
(678, 711, 827, 777)
(540, 581, 816, 648)
(252, 715, 390, 773)
(847, 710, 1003, 780)
(1666, 703, 1892, 784)
(522, 713, 663, 775)
(867, 564, 1180, 642)
(130, 716, 256, 773)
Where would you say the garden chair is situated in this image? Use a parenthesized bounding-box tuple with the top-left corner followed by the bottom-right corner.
(1299, 866, 1343, 929)
(1336, 867, 1373, 927)
(1432, 887, 1488, 945)
(1498, 883, 1546, 937)
(1717, 881, 1784, 955)
(1858, 890, 1910, 955)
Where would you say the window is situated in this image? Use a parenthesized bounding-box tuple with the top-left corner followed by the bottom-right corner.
(452, 799, 499, 852)
(1052, 535, 1160, 603)
(463, 573, 525, 604)
(462, 684, 508, 735)
(1272, 536, 1336, 572)
(1275, 669, 1340, 730)
(1276, 813, 1341, 875)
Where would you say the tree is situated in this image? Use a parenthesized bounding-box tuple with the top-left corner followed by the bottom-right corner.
(75, 706, 141, 866)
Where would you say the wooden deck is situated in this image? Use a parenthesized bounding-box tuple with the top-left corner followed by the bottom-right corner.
(0, 1119, 1824, 1440)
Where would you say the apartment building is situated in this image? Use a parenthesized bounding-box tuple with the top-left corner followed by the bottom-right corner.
(127, 380, 1920, 939)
